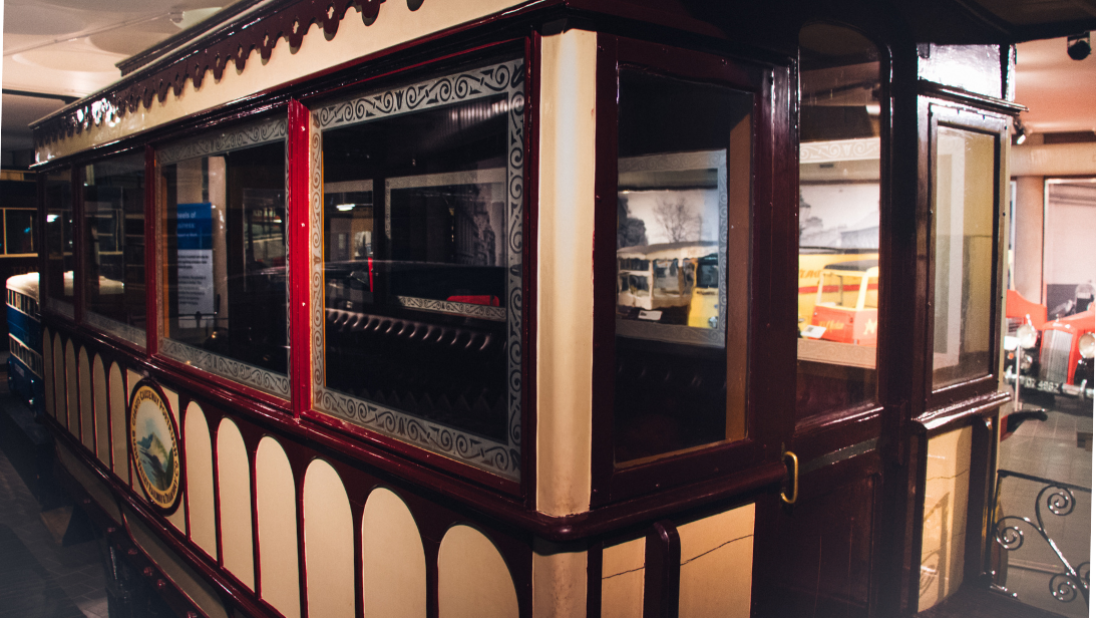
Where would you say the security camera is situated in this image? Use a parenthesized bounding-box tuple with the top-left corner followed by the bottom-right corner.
(1067, 32, 1091, 61)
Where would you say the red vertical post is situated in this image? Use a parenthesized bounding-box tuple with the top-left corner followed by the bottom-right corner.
(145, 144, 159, 354)
(287, 99, 312, 419)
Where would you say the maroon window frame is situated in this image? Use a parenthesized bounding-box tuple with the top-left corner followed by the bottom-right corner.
(591, 35, 785, 505)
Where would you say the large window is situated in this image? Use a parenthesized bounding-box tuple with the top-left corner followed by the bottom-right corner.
(83, 153, 146, 347)
(158, 119, 289, 398)
(795, 24, 882, 421)
(312, 59, 525, 479)
(44, 169, 74, 312)
(932, 124, 997, 387)
(611, 68, 753, 465)
(2, 208, 36, 256)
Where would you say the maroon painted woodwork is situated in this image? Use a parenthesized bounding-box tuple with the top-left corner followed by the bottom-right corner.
(145, 145, 159, 355)
(287, 99, 312, 419)
(643, 521, 681, 618)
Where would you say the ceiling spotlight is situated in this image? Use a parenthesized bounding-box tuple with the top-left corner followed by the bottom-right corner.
(1013, 119, 1027, 145)
(1067, 32, 1091, 61)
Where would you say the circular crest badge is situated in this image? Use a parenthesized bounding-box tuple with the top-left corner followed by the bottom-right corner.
(129, 383, 181, 511)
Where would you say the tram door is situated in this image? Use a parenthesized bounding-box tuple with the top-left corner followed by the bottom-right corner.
(754, 23, 888, 618)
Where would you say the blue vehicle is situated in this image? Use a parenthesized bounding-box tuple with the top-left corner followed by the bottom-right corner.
(7, 273, 43, 414)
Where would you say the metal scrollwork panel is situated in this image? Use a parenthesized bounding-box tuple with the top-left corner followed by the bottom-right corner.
(85, 312, 146, 349)
(158, 118, 288, 166)
(160, 339, 290, 399)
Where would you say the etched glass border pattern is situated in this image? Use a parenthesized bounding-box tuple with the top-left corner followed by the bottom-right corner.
(615, 150, 728, 348)
(85, 311, 146, 349)
(158, 118, 288, 166)
(310, 59, 525, 480)
(158, 117, 290, 400)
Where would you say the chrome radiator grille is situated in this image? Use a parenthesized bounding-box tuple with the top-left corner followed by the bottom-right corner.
(1039, 329, 1073, 383)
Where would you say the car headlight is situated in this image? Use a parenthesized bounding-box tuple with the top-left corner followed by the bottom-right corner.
(1020, 353, 1034, 372)
(1017, 323, 1038, 349)
(1080, 333, 1095, 359)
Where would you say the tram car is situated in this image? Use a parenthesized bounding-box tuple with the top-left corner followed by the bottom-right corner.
(6, 272, 44, 413)
(26, 0, 1093, 617)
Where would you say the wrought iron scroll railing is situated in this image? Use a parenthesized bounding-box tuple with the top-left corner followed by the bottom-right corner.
(993, 469, 1091, 606)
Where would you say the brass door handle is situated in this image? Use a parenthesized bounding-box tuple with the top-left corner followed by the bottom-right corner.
(781, 451, 799, 505)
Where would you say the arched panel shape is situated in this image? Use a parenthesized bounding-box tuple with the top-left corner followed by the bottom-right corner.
(64, 340, 77, 435)
(52, 335, 64, 423)
(42, 327, 54, 417)
(256, 437, 300, 618)
(78, 348, 92, 450)
(361, 487, 426, 618)
(304, 459, 354, 618)
(93, 355, 109, 466)
(184, 402, 216, 559)
(109, 363, 128, 481)
(216, 418, 254, 590)
(438, 525, 518, 618)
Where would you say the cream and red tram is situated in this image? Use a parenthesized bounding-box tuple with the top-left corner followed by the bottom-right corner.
(27, 0, 1080, 616)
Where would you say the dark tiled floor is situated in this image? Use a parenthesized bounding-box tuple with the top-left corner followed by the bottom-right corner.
(0, 396, 109, 618)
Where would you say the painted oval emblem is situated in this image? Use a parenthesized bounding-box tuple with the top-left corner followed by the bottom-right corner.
(129, 384, 181, 511)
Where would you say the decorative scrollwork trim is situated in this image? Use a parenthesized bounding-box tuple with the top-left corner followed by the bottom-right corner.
(160, 338, 290, 399)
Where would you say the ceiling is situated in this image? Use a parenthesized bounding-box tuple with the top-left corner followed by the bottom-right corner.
(0, 0, 1094, 164)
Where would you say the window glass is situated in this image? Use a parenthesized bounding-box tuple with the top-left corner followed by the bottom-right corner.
(45, 169, 74, 308)
(796, 24, 882, 421)
(5, 210, 36, 255)
(159, 119, 289, 398)
(932, 125, 996, 387)
(613, 68, 752, 465)
(313, 59, 524, 479)
(84, 153, 146, 346)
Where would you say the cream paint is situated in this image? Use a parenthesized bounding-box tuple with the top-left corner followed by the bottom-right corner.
(93, 355, 110, 466)
(162, 387, 187, 535)
(677, 503, 755, 618)
(535, 29, 598, 517)
(918, 426, 973, 612)
(53, 335, 64, 426)
(438, 525, 519, 618)
(361, 487, 426, 618)
(37, 0, 528, 162)
(184, 402, 217, 560)
(304, 459, 355, 618)
(65, 340, 78, 435)
(532, 541, 587, 618)
(124, 508, 230, 618)
(601, 537, 645, 618)
(216, 418, 255, 590)
(255, 437, 301, 618)
(42, 327, 54, 418)
(56, 441, 122, 523)
(127, 369, 144, 491)
(78, 348, 93, 450)
(110, 363, 129, 482)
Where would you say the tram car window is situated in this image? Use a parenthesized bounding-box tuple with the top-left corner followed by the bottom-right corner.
(44, 168, 74, 311)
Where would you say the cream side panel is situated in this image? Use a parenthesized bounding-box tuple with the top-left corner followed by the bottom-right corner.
(601, 538, 645, 618)
(110, 363, 129, 482)
(78, 348, 93, 450)
(532, 542, 586, 618)
(677, 503, 755, 618)
(43, 327, 54, 417)
(65, 340, 77, 434)
(93, 355, 110, 466)
(918, 426, 972, 612)
(52, 335, 64, 423)
(39, 0, 528, 161)
(438, 525, 518, 618)
(125, 507, 230, 618)
(304, 459, 354, 618)
(535, 29, 597, 517)
(216, 418, 255, 590)
(161, 387, 187, 534)
(184, 402, 216, 560)
(256, 437, 301, 618)
(361, 487, 426, 618)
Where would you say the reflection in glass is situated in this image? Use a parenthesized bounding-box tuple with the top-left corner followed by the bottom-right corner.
(84, 154, 146, 342)
(613, 69, 752, 465)
(796, 24, 881, 420)
(5, 210, 36, 255)
(45, 169, 74, 304)
(318, 68, 520, 455)
(161, 137, 288, 379)
(932, 126, 996, 387)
